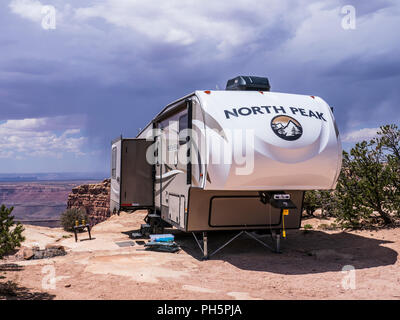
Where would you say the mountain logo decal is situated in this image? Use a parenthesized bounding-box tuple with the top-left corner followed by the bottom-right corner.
(271, 115, 303, 141)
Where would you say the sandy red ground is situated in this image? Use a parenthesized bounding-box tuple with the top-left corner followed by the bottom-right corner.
(1, 211, 400, 300)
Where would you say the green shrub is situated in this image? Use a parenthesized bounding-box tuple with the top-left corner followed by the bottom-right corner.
(303, 224, 313, 234)
(0, 205, 25, 258)
(303, 191, 320, 216)
(303, 190, 334, 217)
(334, 125, 399, 227)
(318, 223, 339, 231)
(60, 208, 88, 232)
(303, 124, 399, 229)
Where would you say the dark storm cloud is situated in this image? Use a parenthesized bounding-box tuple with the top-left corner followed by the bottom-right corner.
(322, 54, 400, 80)
(2, 58, 60, 75)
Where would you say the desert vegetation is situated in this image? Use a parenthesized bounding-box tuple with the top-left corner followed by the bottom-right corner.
(303, 124, 400, 228)
(0, 205, 25, 259)
(60, 207, 89, 232)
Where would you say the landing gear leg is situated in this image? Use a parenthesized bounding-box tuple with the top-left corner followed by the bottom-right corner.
(193, 230, 283, 260)
(271, 230, 282, 253)
(203, 232, 208, 260)
(192, 232, 209, 260)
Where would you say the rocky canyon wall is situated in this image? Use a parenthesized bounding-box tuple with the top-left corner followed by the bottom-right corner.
(67, 179, 111, 226)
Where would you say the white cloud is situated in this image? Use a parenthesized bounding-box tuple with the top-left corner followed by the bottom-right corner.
(6, 0, 309, 57)
(0, 116, 87, 159)
(3, 117, 47, 130)
(9, 0, 72, 29)
(1, 115, 86, 131)
(73, 0, 301, 54)
(342, 127, 379, 142)
(9, 0, 45, 23)
(9, 0, 399, 63)
(278, 1, 400, 66)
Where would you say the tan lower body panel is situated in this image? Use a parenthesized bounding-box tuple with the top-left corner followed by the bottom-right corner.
(186, 188, 304, 232)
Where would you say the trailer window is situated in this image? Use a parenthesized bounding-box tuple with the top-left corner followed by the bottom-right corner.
(179, 114, 188, 132)
(179, 114, 188, 145)
(111, 147, 117, 179)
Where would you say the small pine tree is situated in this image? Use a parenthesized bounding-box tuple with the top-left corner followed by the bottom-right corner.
(0, 205, 25, 258)
(334, 124, 400, 227)
(303, 190, 321, 216)
(375, 124, 400, 213)
(375, 124, 400, 162)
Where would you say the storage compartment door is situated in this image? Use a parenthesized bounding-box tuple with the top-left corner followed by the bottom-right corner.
(168, 194, 180, 224)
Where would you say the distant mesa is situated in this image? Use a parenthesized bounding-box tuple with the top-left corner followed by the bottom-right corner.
(0, 172, 108, 182)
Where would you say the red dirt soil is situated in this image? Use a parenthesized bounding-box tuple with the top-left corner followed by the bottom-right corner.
(1, 211, 400, 300)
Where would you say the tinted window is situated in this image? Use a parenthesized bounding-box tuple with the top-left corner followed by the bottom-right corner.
(111, 147, 117, 179)
(179, 113, 188, 132)
(178, 114, 188, 145)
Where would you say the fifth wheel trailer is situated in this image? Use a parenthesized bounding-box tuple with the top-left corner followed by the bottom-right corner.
(111, 76, 342, 258)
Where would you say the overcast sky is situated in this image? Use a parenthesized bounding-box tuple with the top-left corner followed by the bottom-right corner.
(0, 0, 399, 174)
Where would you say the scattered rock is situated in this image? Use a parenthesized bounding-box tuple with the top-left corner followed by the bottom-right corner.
(45, 244, 65, 251)
(16, 245, 67, 260)
(33, 250, 45, 259)
(35, 248, 66, 259)
(22, 248, 34, 260)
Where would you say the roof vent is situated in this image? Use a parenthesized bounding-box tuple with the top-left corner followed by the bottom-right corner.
(225, 76, 270, 91)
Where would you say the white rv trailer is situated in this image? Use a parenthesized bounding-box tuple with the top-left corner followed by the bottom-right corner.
(111, 76, 342, 258)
